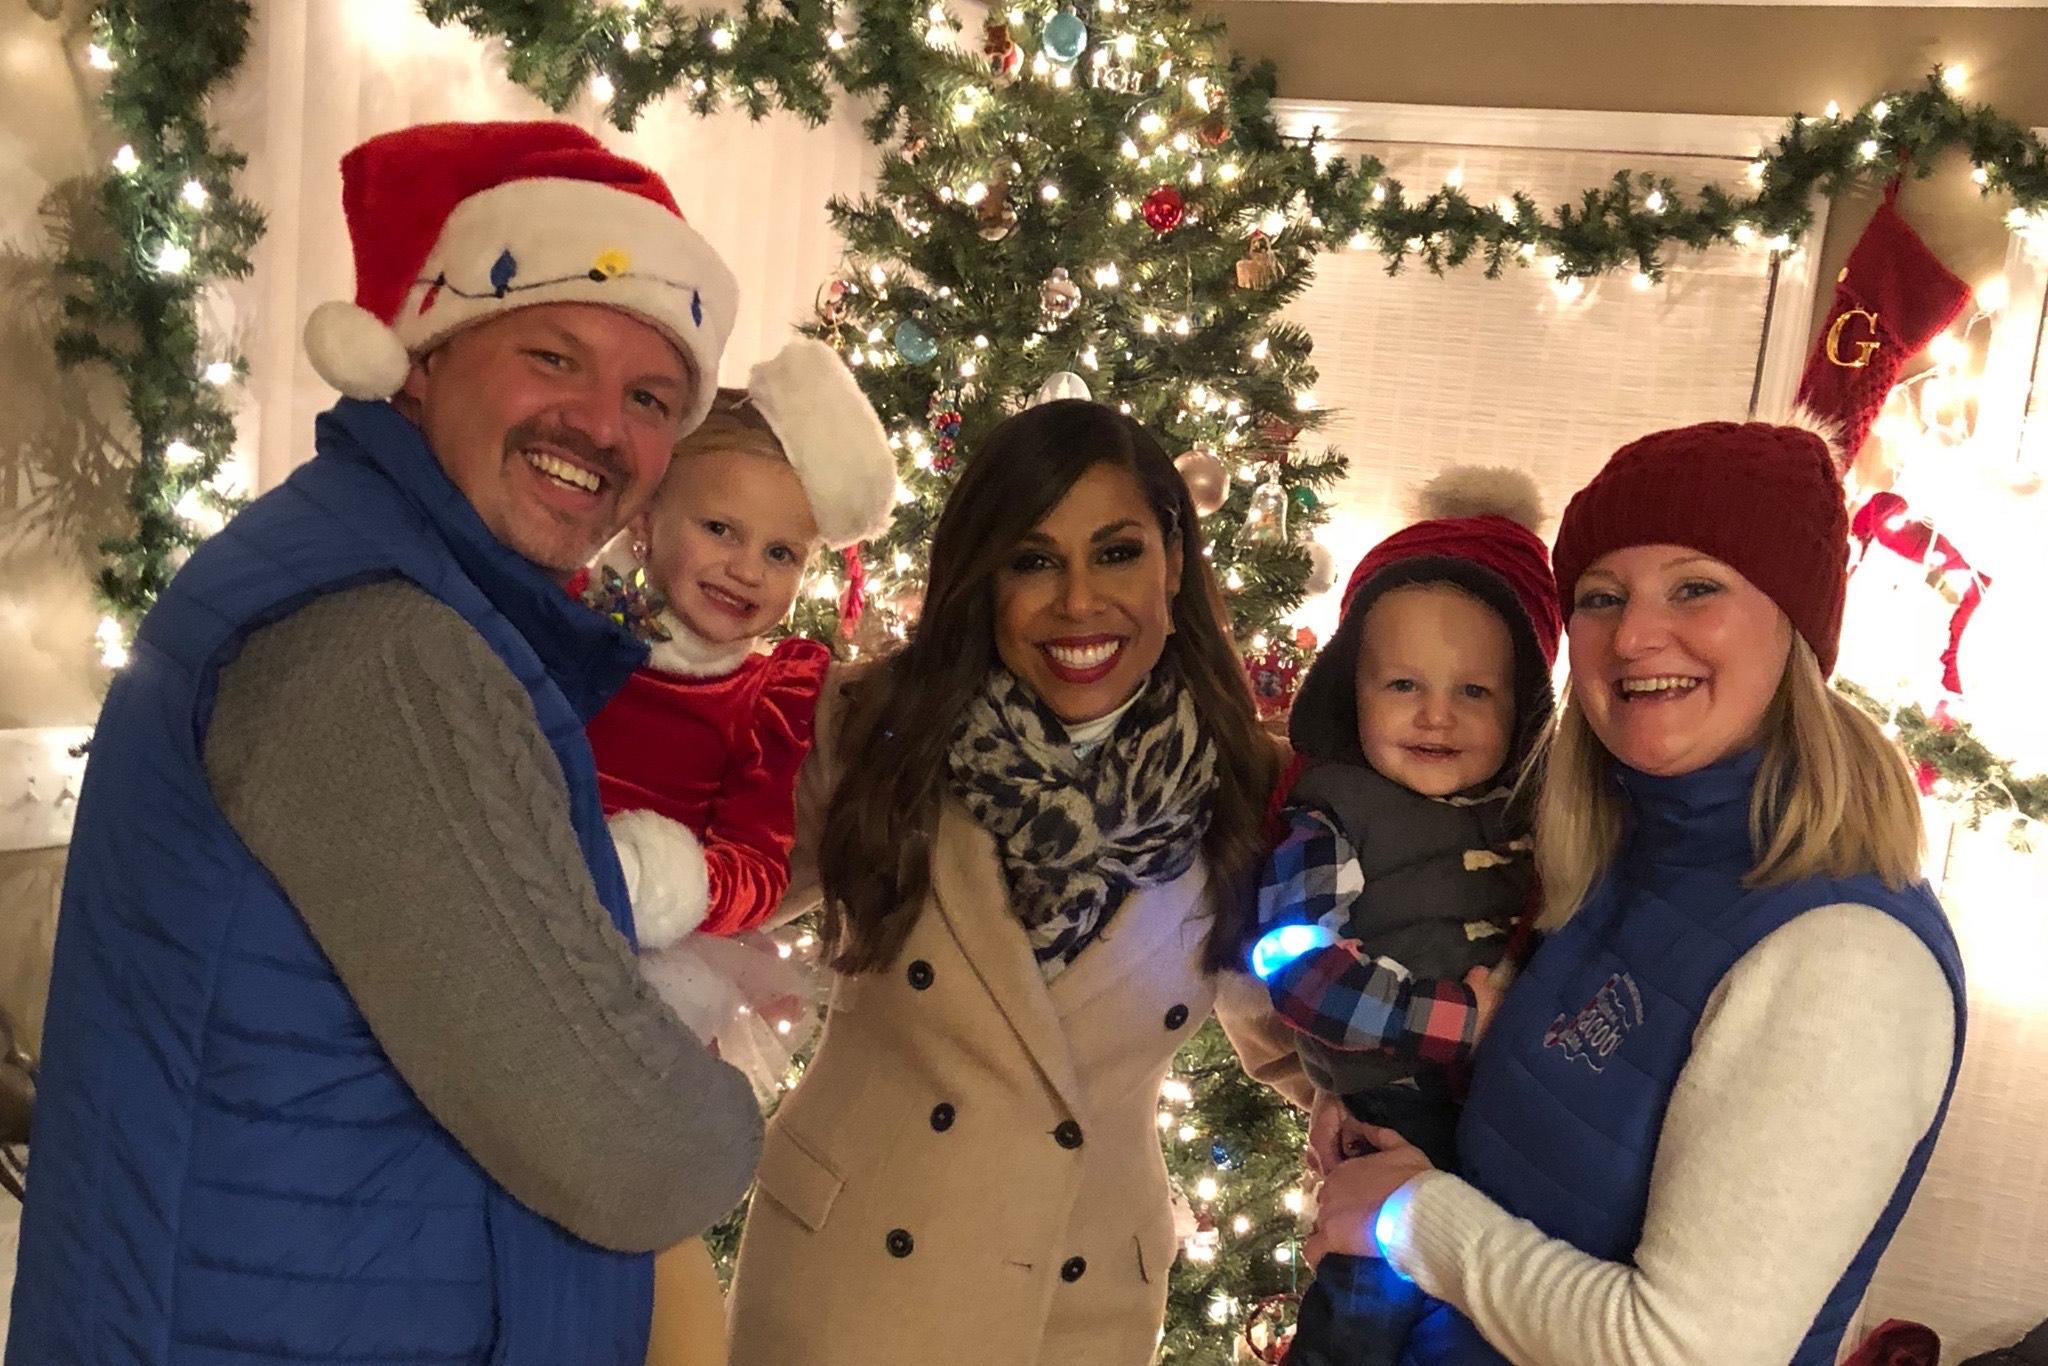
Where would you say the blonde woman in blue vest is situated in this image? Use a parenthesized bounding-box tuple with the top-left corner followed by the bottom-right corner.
(1302, 418, 1966, 1366)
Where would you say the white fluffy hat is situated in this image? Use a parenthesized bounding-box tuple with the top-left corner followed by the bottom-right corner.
(744, 338, 896, 549)
(301, 121, 738, 431)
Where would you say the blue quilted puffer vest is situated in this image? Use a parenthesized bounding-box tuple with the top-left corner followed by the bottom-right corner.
(9, 399, 654, 1366)
(1403, 750, 1966, 1366)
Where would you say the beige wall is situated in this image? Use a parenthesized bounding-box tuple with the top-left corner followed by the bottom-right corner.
(0, 0, 126, 731)
(1206, 2, 2048, 334)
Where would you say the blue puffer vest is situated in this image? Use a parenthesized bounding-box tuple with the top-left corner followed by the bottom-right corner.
(9, 399, 654, 1365)
(1403, 750, 1966, 1366)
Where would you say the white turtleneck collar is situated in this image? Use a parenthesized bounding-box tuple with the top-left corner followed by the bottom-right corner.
(642, 614, 758, 679)
(1063, 686, 1144, 754)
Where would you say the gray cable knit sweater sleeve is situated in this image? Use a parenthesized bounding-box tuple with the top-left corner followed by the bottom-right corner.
(203, 579, 762, 1253)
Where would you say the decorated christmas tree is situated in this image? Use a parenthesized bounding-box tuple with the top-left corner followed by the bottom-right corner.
(709, 6, 1365, 1352)
(773, 0, 1356, 698)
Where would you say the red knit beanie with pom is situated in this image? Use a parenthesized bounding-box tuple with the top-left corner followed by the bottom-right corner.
(1551, 419, 1850, 675)
(1340, 506, 1561, 668)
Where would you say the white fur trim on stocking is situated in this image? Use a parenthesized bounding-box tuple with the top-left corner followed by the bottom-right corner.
(303, 300, 412, 400)
(747, 338, 896, 549)
(608, 808, 711, 950)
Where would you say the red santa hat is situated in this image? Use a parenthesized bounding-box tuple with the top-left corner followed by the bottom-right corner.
(302, 120, 739, 430)
(743, 338, 896, 550)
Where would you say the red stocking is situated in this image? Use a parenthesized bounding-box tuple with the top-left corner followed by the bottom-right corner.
(1796, 179, 1973, 463)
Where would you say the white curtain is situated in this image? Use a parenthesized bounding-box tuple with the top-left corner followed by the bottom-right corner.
(208, 0, 882, 492)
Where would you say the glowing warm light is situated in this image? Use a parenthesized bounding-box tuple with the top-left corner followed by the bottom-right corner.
(112, 144, 140, 174)
(96, 617, 128, 669)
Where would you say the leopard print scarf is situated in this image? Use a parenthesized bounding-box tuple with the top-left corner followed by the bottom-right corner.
(947, 666, 1217, 978)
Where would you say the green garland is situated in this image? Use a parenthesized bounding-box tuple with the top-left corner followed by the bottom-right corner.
(73, 0, 2048, 636)
(1837, 679, 2048, 839)
(64, 0, 264, 632)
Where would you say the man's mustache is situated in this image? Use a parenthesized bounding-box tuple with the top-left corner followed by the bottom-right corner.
(505, 420, 628, 489)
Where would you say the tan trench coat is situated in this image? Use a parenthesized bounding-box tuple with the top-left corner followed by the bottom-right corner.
(726, 679, 1306, 1366)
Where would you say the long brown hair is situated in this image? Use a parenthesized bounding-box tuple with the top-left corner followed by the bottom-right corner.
(818, 400, 1277, 973)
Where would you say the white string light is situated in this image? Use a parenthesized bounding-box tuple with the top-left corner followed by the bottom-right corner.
(112, 144, 140, 174)
(96, 617, 128, 669)
(181, 180, 209, 210)
(88, 43, 116, 71)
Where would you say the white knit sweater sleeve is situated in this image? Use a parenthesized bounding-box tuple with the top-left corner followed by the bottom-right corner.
(1377, 902, 1956, 1366)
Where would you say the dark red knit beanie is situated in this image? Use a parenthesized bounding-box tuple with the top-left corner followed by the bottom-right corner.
(1340, 515, 1562, 668)
(1551, 420, 1850, 675)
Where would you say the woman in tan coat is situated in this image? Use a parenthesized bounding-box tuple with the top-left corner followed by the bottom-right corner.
(726, 400, 1306, 1365)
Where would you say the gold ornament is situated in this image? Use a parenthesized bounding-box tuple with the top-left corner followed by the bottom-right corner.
(978, 186, 1018, 242)
(1235, 232, 1283, 290)
(1039, 267, 1081, 323)
(1174, 448, 1228, 517)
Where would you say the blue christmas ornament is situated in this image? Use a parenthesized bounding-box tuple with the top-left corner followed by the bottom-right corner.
(1210, 1140, 1238, 1170)
(894, 318, 939, 365)
(1042, 10, 1087, 65)
(1249, 922, 1337, 981)
(489, 249, 518, 298)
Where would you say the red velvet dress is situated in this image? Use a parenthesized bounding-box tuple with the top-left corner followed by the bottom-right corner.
(586, 635, 831, 938)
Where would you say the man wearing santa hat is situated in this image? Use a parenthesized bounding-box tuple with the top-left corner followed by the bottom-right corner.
(10, 122, 762, 1365)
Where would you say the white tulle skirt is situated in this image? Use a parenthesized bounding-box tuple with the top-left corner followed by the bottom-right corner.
(639, 930, 822, 1103)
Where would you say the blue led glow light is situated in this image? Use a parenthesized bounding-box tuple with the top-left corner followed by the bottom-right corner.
(1249, 922, 1338, 980)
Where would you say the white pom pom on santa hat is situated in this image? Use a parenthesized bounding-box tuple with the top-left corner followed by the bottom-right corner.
(303, 300, 413, 400)
(746, 338, 896, 549)
(1412, 465, 1547, 533)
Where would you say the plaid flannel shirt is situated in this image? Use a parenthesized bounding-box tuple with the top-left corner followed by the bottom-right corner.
(1255, 806, 1479, 1066)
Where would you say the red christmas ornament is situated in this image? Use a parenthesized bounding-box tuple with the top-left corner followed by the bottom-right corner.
(1913, 761, 1939, 796)
(837, 544, 868, 640)
(1849, 490, 1989, 694)
(1244, 642, 1304, 720)
(1141, 184, 1185, 233)
(1198, 111, 1231, 147)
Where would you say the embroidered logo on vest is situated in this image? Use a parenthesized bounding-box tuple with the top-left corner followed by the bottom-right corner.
(1543, 972, 1645, 1072)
